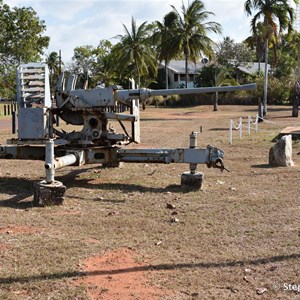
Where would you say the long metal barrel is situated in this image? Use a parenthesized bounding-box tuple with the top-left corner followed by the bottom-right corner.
(116, 83, 256, 103)
(148, 83, 256, 97)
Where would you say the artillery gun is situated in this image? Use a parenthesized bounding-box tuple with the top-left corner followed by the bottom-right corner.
(0, 63, 256, 206)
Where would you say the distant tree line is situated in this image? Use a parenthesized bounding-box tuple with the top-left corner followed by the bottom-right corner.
(1, 0, 300, 113)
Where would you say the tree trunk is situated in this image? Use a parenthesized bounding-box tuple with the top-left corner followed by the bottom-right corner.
(165, 63, 169, 90)
(135, 59, 140, 88)
(292, 95, 299, 118)
(185, 54, 188, 88)
(213, 91, 218, 111)
(263, 38, 269, 116)
(293, 81, 300, 117)
(258, 97, 263, 122)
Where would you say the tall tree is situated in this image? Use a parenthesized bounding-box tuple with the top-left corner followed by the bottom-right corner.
(66, 41, 115, 88)
(0, 1, 49, 98)
(216, 36, 255, 68)
(152, 11, 178, 89)
(113, 17, 157, 87)
(45, 51, 61, 94)
(244, 22, 266, 73)
(245, 0, 298, 116)
(0, 2, 49, 66)
(72, 45, 97, 83)
(170, 0, 221, 88)
(272, 31, 300, 78)
(94, 40, 116, 86)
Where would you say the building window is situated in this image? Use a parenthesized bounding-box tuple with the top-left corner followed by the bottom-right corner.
(174, 74, 178, 81)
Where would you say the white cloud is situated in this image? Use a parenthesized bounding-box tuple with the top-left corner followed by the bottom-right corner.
(4, 0, 253, 62)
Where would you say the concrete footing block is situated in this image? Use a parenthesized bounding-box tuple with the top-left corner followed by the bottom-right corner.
(181, 171, 204, 190)
(33, 180, 66, 206)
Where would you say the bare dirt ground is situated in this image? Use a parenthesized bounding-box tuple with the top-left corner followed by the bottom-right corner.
(0, 105, 300, 299)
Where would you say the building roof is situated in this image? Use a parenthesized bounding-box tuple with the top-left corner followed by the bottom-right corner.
(160, 60, 270, 76)
(238, 62, 271, 75)
(160, 60, 204, 74)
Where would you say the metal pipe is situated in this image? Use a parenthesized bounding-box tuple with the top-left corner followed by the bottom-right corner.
(189, 132, 197, 174)
(54, 154, 77, 169)
(45, 139, 55, 183)
(189, 131, 197, 148)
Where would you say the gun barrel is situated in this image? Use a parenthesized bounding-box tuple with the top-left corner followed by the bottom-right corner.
(116, 83, 256, 104)
(149, 83, 256, 97)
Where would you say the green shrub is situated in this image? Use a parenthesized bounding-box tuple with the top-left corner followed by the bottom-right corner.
(167, 94, 181, 106)
(250, 75, 291, 104)
(148, 96, 165, 106)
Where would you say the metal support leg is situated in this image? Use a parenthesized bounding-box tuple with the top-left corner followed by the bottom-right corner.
(181, 132, 204, 190)
(33, 140, 66, 206)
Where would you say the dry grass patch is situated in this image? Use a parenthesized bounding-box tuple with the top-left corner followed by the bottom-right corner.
(0, 105, 299, 299)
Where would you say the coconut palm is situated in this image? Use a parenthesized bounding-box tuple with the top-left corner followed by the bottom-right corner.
(245, 22, 265, 73)
(113, 17, 157, 87)
(213, 67, 237, 111)
(245, 0, 298, 116)
(170, 0, 221, 88)
(152, 11, 178, 89)
(45, 51, 61, 94)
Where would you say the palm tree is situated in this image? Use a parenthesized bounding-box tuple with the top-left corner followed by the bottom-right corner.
(245, 0, 298, 116)
(152, 11, 178, 89)
(213, 67, 237, 111)
(97, 54, 117, 87)
(113, 17, 157, 87)
(45, 51, 60, 94)
(170, 0, 221, 88)
(245, 22, 265, 73)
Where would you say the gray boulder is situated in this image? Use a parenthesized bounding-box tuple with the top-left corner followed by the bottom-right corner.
(269, 134, 294, 167)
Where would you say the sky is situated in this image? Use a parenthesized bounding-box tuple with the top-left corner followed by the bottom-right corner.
(4, 0, 260, 63)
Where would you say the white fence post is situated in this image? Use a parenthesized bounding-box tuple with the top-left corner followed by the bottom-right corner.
(239, 117, 242, 139)
(230, 115, 259, 145)
(247, 116, 251, 135)
(229, 119, 233, 145)
(255, 114, 258, 132)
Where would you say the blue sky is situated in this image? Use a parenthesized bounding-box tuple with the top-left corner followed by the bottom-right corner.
(5, 0, 259, 62)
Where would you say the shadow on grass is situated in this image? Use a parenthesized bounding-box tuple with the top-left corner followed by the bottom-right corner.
(0, 177, 35, 209)
(242, 107, 292, 113)
(1, 252, 299, 285)
(208, 128, 228, 131)
(251, 164, 272, 169)
(64, 181, 183, 194)
(0, 166, 96, 208)
(56, 167, 186, 194)
(141, 118, 196, 122)
(0, 166, 192, 209)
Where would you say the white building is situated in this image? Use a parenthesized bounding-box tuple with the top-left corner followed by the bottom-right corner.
(159, 60, 204, 89)
(160, 60, 270, 89)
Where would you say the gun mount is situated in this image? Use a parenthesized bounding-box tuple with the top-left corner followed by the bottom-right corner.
(0, 63, 256, 206)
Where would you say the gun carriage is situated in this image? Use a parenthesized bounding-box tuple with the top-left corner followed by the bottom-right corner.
(0, 63, 256, 206)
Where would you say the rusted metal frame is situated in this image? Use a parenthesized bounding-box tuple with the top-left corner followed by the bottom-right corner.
(116, 147, 224, 165)
(0, 145, 46, 160)
(118, 119, 131, 140)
